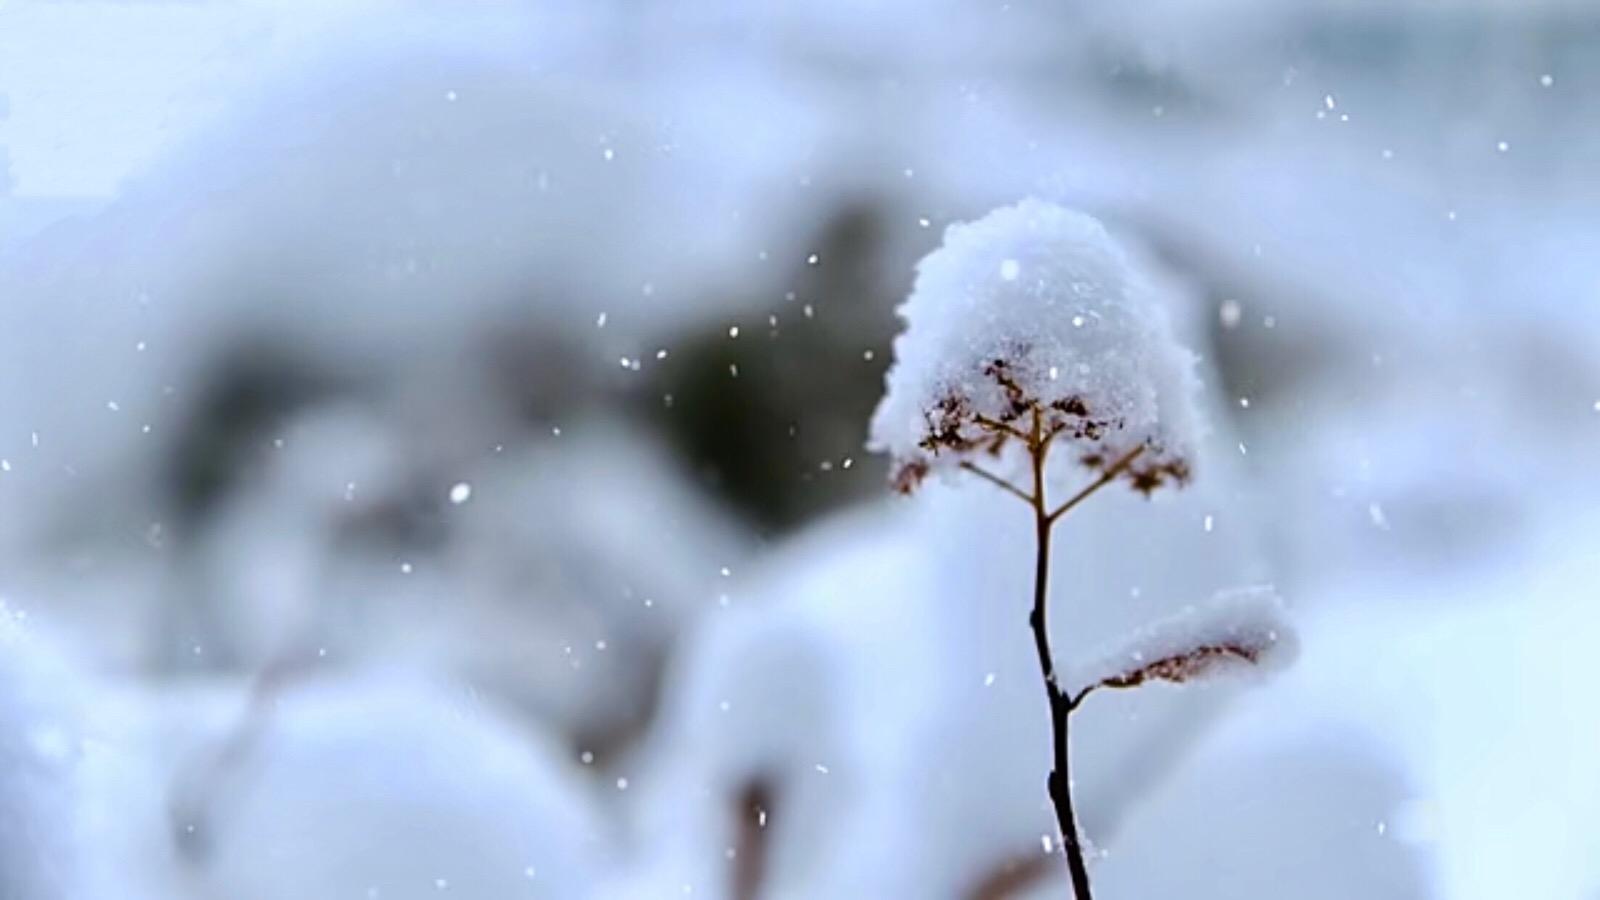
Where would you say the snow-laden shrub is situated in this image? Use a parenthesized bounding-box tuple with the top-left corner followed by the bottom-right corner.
(870, 198, 1291, 898)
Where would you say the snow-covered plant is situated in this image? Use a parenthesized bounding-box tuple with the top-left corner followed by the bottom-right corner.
(870, 199, 1291, 898)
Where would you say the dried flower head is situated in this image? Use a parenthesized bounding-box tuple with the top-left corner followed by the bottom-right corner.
(869, 198, 1202, 494)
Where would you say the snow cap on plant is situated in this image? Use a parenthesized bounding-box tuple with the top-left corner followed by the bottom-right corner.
(869, 198, 1203, 494)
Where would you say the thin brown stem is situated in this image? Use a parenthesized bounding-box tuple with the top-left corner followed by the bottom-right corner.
(1066, 684, 1096, 712)
(956, 408, 1137, 898)
(959, 461, 1032, 505)
(1046, 445, 1146, 523)
(1022, 408, 1095, 900)
(973, 414, 1030, 442)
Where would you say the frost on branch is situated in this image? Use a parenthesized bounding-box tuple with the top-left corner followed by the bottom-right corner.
(868, 198, 1202, 494)
(1068, 588, 1296, 705)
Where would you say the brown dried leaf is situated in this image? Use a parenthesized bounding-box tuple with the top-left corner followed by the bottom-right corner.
(1095, 640, 1265, 692)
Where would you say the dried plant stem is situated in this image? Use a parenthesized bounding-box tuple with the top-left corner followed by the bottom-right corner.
(1008, 412, 1142, 899)
(1021, 412, 1092, 899)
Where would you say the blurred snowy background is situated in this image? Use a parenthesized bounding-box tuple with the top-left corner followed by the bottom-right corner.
(2, 1, 1598, 898)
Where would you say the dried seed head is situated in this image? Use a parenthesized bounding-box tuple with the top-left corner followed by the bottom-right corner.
(870, 199, 1202, 494)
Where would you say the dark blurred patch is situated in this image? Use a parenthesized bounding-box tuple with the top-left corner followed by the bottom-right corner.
(1127, 216, 1345, 420)
(965, 851, 1051, 900)
(565, 639, 671, 772)
(1087, 45, 1223, 124)
(165, 341, 335, 531)
(164, 337, 459, 554)
(483, 316, 606, 426)
(635, 205, 902, 533)
(731, 778, 775, 900)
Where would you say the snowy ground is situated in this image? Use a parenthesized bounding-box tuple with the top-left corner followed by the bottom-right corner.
(2, 1, 1598, 898)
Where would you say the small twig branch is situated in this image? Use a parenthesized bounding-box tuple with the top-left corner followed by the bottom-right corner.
(973, 414, 1030, 442)
(1066, 684, 1095, 712)
(1047, 445, 1146, 523)
(168, 646, 319, 862)
(958, 461, 1032, 504)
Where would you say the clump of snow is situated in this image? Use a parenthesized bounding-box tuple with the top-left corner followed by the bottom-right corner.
(869, 198, 1203, 493)
(0, 602, 84, 900)
(89, 672, 609, 900)
(1069, 587, 1295, 700)
(197, 677, 606, 900)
